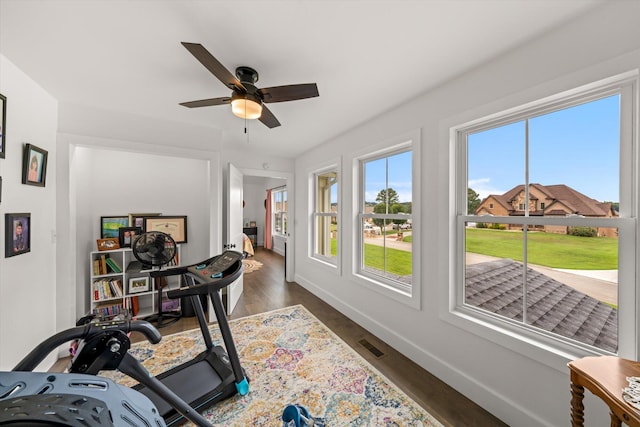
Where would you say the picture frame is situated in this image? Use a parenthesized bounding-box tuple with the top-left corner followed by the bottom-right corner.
(97, 237, 120, 251)
(128, 276, 149, 294)
(249, 221, 257, 227)
(118, 226, 142, 248)
(100, 216, 129, 239)
(144, 215, 188, 243)
(0, 93, 5, 159)
(128, 213, 161, 231)
(22, 143, 48, 187)
(5, 213, 31, 257)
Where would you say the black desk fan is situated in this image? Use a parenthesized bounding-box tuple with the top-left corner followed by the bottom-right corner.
(131, 231, 181, 328)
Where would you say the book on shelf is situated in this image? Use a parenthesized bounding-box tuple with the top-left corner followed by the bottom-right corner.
(93, 259, 101, 276)
(105, 257, 122, 273)
(99, 255, 108, 275)
(92, 278, 123, 300)
(92, 301, 124, 318)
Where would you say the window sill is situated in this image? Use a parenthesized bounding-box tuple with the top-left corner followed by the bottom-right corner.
(352, 272, 420, 310)
(441, 304, 610, 374)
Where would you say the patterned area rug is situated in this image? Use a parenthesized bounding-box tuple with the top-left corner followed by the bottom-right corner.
(242, 258, 263, 274)
(104, 305, 443, 426)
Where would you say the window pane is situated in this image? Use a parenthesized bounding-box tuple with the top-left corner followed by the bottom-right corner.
(388, 151, 412, 206)
(525, 226, 618, 352)
(314, 215, 336, 258)
(529, 95, 620, 214)
(465, 223, 524, 321)
(364, 157, 387, 208)
(468, 122, 526, 216)
(316, 172, 336, 213)
(274, 213, 282, 233)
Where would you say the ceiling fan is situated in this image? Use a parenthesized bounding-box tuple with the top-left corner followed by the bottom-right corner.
(179, 42, 319, 128)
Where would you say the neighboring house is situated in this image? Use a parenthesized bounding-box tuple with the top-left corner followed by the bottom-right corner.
(474, 183, 618, 237)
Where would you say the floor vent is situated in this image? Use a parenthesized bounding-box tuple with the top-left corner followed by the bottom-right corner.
(358, 339, 384, 358)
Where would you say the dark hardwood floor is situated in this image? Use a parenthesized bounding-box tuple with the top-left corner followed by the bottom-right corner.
(53, 247, 507, 426)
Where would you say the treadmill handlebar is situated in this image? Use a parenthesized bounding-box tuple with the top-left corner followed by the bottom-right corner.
(13, 320, 161, 371)
(166, 261, 244, 299)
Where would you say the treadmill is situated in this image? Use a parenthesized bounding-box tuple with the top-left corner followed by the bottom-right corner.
(79, 250, 248, 426)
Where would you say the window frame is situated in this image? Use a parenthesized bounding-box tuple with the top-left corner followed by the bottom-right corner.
(352, 129, 421, 309)
(450, 74, 638, 361)
(310, 163, 340, 269)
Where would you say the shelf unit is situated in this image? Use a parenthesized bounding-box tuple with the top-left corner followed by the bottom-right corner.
(89, 246, 181, 319)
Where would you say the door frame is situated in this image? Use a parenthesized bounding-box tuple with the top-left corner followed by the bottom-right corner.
(240, 167, 294, 282)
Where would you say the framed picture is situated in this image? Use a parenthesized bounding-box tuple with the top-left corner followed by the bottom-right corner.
(22, 144, 48, 187)
(5, 213, 30, 257)
(249, 221, 257, 227)
(119, 226, 142, 248)
(128, 276, 149, 294)
(0, 93, 5, 159)
(144, 216, 188, 243)
(100, 216, 129, 239)
(128, 213, 161, 231)
(97, 237, 120, 251)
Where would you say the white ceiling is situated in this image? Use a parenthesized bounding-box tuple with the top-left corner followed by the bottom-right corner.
(0, 0, 604, 158)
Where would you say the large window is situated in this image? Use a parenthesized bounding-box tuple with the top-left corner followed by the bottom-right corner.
(454, 76, 637, 356)
(273, 187, 287, 236)
(311, 167, 338, 265)
(358, 147, 413, 295)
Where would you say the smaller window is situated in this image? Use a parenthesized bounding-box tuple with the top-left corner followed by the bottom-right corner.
(540, 202, 545, 209)
(489, 203, 494, 209)
(311, 168, 338, 265)
(272, 188, 287, 236)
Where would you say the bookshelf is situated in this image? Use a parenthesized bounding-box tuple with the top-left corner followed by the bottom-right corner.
(89, 245, 181, 320)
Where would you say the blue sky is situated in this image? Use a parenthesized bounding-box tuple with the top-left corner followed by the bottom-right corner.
(468, 94, 620, 203)
(364, 151, 413, 203)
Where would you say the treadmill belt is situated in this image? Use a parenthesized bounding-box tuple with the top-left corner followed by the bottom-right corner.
(137, 359, 224, 417)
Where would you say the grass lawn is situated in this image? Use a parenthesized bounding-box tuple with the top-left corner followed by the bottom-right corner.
(331, 238, 411, 275)
(364, 244, 412, 275)
(466, 228, 617, 270)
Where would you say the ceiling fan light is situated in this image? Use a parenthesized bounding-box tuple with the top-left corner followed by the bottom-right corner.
(231, 96, 262, 119)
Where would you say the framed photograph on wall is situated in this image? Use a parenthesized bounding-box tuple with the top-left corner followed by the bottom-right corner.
(144, 215, 187, 243)
(128, 276, 149, 294)
(0, 93, 6, 159)
(100, 216, 129, 239)
(118, 226, 142, 248)
(128, 213, 161, 231)
(22, 144, 48, 187)
(5, 213, 30, 257)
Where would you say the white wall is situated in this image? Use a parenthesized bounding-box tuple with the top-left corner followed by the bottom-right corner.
(0, 54, 58, 370)
(293, 3, 640, 426)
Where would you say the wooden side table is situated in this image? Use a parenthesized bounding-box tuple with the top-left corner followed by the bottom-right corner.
(568, 356, 640, 426)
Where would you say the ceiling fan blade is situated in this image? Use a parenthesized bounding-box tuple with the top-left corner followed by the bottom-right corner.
(259, 105, 281, 128)
(258, 83, 319, 103)
(181, 42, 246, 93)
(179, 97, 231, 108)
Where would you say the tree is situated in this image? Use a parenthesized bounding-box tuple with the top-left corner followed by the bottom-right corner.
(468, 188, 481, 214)
(376, 188, 399, 205)
(372, 202, 406, 228)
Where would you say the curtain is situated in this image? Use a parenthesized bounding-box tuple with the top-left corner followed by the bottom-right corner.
(264, 189, 273, 249)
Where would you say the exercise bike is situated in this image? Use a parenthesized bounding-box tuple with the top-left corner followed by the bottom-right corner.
(1, 318, 210, 426)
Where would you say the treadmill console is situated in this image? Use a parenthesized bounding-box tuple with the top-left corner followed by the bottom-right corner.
(188, 250, 244, 281)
